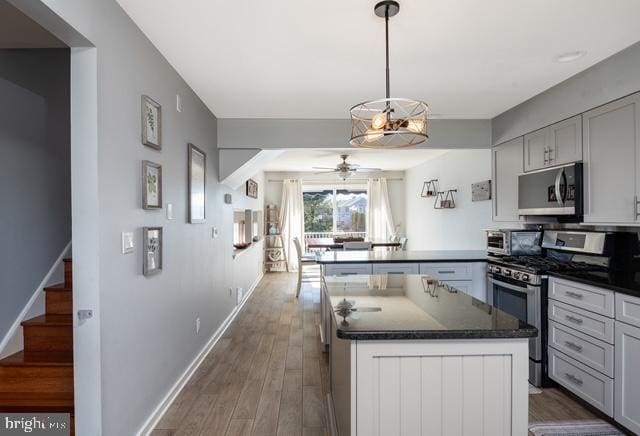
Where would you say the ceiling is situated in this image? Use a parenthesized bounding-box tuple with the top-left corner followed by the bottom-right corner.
(262, 148, 446, 172)
(0, 0, 66, 48)
(117, 0, 640, 119)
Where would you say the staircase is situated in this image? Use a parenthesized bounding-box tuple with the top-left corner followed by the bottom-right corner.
(0, 258, 74, 419)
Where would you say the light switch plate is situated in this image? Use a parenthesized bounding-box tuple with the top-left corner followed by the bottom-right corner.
(176, 94, 182, 112)
(122, 232, 134, 254)
(166, 203, 174, 220)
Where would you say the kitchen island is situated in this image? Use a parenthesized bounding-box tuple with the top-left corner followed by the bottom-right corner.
(324, 274, 536, 436)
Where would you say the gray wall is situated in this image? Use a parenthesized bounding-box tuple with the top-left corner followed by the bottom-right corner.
(218, 118, 492, 149)
(0, 48, 70, 342)
(12, 0, 265, 434)
(492, 41, 640, 145)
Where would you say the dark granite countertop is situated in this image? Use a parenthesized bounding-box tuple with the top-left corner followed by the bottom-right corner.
(316, 250, 487, 264)
(324, 274, 537, 340)
(548, 270, 640, 298)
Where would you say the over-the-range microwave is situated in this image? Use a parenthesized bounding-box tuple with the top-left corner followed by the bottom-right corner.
(518, 162, 583, 219)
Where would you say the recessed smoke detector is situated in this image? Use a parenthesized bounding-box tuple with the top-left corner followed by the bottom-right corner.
(554, 51, 586, 63)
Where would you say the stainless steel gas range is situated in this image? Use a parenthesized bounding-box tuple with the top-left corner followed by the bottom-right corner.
(486, 230, 610, 387)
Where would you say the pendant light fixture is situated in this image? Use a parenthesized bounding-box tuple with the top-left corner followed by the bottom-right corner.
(350, 1, 428, 148)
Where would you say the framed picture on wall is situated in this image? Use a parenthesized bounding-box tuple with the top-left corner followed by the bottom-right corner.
(141, 95, 161, 149)
(143, 226, 163, 276)
(142, 160, 162, 209)
(246, 179, 258, 199)
(188, 143, 206, 223)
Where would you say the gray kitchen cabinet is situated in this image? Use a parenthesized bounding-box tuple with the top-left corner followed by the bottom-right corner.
(583, 93, 640, 224)
(524, 115, 582, 172)
(615, 320, 640, 433)
(492, 137, 524, 222)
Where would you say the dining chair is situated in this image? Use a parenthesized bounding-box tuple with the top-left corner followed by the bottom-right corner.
(343, 241, 373, 251)
(293, 237, 318, 297)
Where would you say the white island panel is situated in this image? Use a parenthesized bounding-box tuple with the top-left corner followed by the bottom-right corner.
(354, 339, 528, 436)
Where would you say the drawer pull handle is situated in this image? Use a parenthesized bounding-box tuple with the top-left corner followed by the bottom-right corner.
(565, 373, 584, 385)
(437, 270, 455, 274)
(565, 315, 584, 325)
(565, 291, 584, 300)
(564, 341, 583, 352)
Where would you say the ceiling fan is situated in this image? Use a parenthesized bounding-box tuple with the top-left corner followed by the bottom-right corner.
(312, 154, 381, 180)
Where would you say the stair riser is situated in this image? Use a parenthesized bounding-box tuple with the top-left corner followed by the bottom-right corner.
(0, 366, 73, 394)
(23, 326, 73, 353)
(46, 292, 72, 315)
(64, 260, 72, 289)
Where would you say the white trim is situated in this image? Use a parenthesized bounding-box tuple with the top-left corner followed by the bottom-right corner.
(137, 271, 265, 436)
(0, 241, 71, 357)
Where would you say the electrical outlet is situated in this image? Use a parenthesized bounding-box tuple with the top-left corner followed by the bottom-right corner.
(228, 287, 233, 297)
(195, 317, 200, 335)
(236, 288, 244, 305)
(166, 203, 174, 220)
(212, 227, 218, 238)
(176, 94, 182, 112)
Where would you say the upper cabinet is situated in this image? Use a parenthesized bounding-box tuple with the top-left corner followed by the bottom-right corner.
(492, 137, 524, 222)
(524, 115, 583, 172)
(583, 93, 640, 224)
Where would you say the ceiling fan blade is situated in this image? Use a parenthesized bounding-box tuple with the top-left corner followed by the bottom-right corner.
(312, 167, 337, 170)
(314, 171, 338, 174)
(355, 167, 382, 171)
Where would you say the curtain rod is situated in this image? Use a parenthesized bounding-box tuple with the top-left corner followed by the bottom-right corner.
(267, 177, 403, 183)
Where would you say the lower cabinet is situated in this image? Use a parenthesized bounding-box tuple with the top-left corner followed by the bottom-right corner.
(615, 321, 640, 434)
(323, 263, 372, 276)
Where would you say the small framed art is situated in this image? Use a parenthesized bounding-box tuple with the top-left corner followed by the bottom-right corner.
(142, 160, 162, 209)
(246, 178, 258, 199)
(143, 226, 163, 276)
(141, 95, 161, 149)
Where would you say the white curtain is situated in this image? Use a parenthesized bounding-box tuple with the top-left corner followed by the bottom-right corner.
(279, 179, 304, 271)
(367, 178, 395, 241)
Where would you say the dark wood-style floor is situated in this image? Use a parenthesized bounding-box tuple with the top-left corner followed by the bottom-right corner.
(152, 271, 599, 436)
(152, 272, 329, 436)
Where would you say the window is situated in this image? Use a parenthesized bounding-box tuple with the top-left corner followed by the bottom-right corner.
(303, 186, 367, 234)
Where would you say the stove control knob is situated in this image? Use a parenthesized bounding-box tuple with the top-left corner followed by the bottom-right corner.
(512, 272, 521, 280)
(504, 269, 511, 277)
(522, 274, 530, 282)
(493, 267, 502, 274)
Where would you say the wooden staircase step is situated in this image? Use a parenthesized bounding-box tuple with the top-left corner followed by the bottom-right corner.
(0, 392, 74, 413)
(0, 351, 73, 366)
(44, 284, 72, 315)
(22, 315, 73, 353)
(0, 353, 73, 400)
(63, 258, 72, 289)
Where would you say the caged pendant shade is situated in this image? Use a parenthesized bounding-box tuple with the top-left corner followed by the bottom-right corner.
(350, 1, 428, 148)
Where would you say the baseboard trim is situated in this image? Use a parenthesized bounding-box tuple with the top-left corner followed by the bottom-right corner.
(0, 241, 71, 357)
(137, 271, 264, 436)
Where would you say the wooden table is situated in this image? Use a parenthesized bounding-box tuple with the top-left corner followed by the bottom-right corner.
(305, 238, 401, 250)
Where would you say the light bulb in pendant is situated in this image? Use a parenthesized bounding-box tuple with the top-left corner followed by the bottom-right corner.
(365, 128, 383, 142)
(406, 119, 425, 134)
(371, 112, 387, 130)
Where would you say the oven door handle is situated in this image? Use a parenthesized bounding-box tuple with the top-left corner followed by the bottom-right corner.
(487, 275, 537, 294)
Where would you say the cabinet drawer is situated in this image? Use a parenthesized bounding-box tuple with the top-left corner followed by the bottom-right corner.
(324, 263, 372, 276)
(616, 293, 640, 328)
(549, 277, 614, 317)
(419, 262, 472, 281)
(548, 348, 613, 416)
(549, 321, 614, 377)
(372, 263, 419, 275)
(549, 299, 614, 344)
